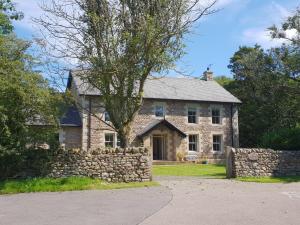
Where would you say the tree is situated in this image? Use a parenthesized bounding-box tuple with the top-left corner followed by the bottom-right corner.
(0, 0, 23, 34)
(36, 0, 217, 147)
(0, 1, 62, 156)
(214, 75, 234, 87)
(226, 46, 300, 147)
(269, 7, 300, 82)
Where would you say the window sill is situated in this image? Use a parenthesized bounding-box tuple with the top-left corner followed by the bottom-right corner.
(188, 150, 199, 154)
(212, 150, 223, 154)
(211, 123, 222, 126)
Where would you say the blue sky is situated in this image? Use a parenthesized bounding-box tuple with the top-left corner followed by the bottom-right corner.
(13, 0, 299, 78)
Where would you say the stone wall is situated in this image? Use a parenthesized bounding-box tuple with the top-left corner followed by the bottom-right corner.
(48, 147, 152, 182)
(226, 147, 300, 178)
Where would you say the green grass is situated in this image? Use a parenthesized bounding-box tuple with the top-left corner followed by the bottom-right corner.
(236, 176, 300, 183)
(0, 177, 159, 195)
(153, 164, 226, 178)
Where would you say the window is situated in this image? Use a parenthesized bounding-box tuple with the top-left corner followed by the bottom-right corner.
(155, 105, 164, 117)
(213, 135, 222, 151)
(116, 135, 121, 147)
(212, 108, 221, 124)
(188, 135, 198, 151)
(104, 111, 110, 122)
(105, 133, 114, 147)
(188, 107, 197, 123)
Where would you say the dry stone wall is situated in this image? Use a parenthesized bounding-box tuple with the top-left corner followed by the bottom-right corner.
(226, 147, 300, 178)
(48, 147, 151, 182)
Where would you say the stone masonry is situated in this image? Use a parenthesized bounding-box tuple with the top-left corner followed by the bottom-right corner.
(74, 96, 239, 162)
(48, 147, 151, 182)
(60, 74, 240, 162)
(226, 147, 300, 178)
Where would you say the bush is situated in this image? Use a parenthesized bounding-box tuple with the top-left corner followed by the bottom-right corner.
(0, 147, 55, 180)
(260, 127, 300, 150)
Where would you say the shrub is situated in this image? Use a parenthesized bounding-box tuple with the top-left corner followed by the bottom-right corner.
(0, 147, 55, 180)
(260, 127, 300, 150)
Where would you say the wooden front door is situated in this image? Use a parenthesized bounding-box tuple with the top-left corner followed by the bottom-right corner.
(153, 136, 164, 160)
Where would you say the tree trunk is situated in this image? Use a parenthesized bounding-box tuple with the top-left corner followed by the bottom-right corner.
(118, 123, 131, 149)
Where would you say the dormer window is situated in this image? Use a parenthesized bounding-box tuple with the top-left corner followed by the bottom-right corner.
(212, 108, 221, 124)
(104, 111, 110, 122)
(155, 105, 165, 117)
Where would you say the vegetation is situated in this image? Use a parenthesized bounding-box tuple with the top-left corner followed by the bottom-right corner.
(216, 9, 300, 149)
(261, 127, 300, 150)
(0, 177, 159, 195)
(153, 164, 226, 178)
(36, 0, 217, 147)
(236, 176, 300, 183)
(0, 0, 64, 179)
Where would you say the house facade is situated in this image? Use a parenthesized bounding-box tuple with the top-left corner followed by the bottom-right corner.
(59, 70, 241, 162)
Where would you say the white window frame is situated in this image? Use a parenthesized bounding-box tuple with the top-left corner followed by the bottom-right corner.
(212, 134, 223, 152)
(188, 134, 199, 152)
(116, 134, 121, 147)
(104, 133, 115, 147)
(104, 133, 121, 148)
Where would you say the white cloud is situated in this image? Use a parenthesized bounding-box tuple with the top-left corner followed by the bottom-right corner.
(242, 28, 284, 48)
(241, 2, 295, 48)
(13, 0, 45, 32)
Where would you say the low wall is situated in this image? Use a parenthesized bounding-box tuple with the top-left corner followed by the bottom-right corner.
(48, 148, 152, 182)
(226, 147, 300, 178)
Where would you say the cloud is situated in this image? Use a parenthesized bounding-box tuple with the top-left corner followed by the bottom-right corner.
(13, 0, 45, 32)
(242, 28, 284, 48)
(241, 2, 295, 48)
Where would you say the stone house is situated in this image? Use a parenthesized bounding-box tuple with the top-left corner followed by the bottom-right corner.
(59, 70, 241, 162)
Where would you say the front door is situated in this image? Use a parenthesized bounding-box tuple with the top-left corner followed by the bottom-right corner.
(153, 136, 164, 160)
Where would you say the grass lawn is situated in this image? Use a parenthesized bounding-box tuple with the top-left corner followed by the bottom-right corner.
(236, 176, 300, 183)
(152, 164, 226, 178)
(0, 177, 159, 195)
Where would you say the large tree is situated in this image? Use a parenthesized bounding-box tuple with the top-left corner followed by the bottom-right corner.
(0, 0, 23, 34)
(269, 7, 300, 82)
(226, 45, 300, 148)
(0, 1, 62, 153)
(36, 0, 217, 147)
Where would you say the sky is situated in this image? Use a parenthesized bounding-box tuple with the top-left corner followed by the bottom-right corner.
(13, 0, 300, 78)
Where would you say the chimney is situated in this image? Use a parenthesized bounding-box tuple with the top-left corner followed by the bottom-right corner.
(203, 68, 213, 81)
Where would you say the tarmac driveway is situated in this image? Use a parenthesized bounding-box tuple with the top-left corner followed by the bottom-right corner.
(1, 177, 300, 225)
(0, 186, 171, 225)
(141, 177, 300, 225)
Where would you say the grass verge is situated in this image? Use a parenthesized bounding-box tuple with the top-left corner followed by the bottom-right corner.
(236, 176, 300, 183)
(153, 164, 226, 178)
(0, 177, 159, 195)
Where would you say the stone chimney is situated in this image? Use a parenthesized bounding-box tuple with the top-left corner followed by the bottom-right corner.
(203, 68, 213, 81)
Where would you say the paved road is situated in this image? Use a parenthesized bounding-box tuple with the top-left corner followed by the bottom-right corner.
(0, 186, 171, 225)
(1, 177, 300, 225)
(142, 177, 300, 225)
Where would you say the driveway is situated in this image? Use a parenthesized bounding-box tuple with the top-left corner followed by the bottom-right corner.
(141, 177, 300, 225)
(0, 186, 171, 225)
(1, 177, 300, 225)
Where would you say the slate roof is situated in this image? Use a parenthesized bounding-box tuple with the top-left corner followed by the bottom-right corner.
(60, 106, 82, 127)
(68, 70, 241, 103)
(137, 119, 187, 138)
